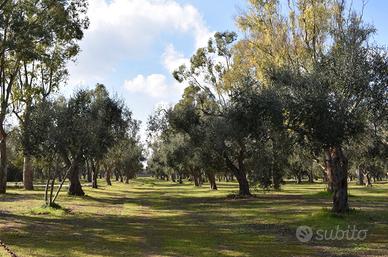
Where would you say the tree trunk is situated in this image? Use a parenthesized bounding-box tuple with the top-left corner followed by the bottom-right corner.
(106, 169, 112, 186)
(364, 172, 372, 187)
(91, 161, 98, 189)
(52, 165, 72, 204)
(0, 131, 7, 194)
(234, 169, 251, 195)
(58, 171, 62, 182)
(326, 146, 349, 214)
(356, 168, 365, 185)
(49, 176, 55, 206)
(86, 159, 92, 183)
(22, 98, 34, 190)
(225, 155, 251, 196)
(23, 154, 34, 190)
(308, 171, 314, 183)
(44, 178, 50, 205)
(207, 172, 217, 190)
(324, 150, 334, 193)
(193, 174, 200, 186)
(68, 159, 85, 196)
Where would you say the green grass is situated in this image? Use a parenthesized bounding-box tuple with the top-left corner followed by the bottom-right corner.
(0, 178, 388, 257)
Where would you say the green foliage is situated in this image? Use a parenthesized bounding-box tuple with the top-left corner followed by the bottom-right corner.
(25, 84, 143, 196)
(103, 136, 144, 181)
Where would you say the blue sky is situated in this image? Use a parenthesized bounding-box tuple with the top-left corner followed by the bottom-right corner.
(66, 0, 387, 140)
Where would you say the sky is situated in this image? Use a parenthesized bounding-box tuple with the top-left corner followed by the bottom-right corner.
(65, 0, 388, 140)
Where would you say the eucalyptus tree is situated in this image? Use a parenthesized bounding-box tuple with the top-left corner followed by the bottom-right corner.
(14, 38, 86, 190)
(0, 0, 88, 193)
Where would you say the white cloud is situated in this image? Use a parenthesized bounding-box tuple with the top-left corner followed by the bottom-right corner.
(162, 44, 190, 73)
(124, 74, 183, 98)
(68, 0, 211, 84)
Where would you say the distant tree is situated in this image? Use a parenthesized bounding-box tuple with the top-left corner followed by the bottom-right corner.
(103, 134, 144, 185)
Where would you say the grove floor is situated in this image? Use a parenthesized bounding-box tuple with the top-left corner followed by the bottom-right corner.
(0, 178, 388, 257)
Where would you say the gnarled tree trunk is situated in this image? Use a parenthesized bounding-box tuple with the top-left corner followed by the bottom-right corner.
(225, 155, 251, 196)
(326, 146, 349, 214)
(223, 146, 252, 196)
(234, 170, 250, 196)
(68, 159, 85, 196)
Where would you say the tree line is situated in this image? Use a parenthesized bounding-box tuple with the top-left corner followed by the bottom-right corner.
(146, 0, 387, 214)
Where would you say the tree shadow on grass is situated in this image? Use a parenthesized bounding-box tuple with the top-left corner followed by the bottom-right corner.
(2, 179, 388, 257)
(0, 209, 311, 257)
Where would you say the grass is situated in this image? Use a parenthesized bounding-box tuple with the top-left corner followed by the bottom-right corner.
(0, 178, 388, 257)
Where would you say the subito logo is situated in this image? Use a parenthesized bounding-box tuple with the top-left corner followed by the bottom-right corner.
(296, 226, 313, 242)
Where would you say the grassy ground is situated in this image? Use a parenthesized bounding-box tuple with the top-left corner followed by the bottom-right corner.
(0, 178, 388, 257)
